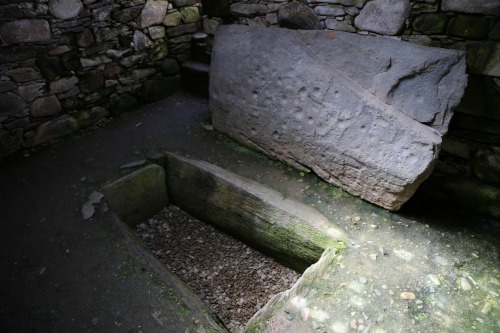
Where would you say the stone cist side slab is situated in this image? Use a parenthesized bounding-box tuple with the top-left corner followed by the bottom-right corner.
(210, 25, 467, 210)
(101, 164, 168, 227)
(165, 153, 347, 271)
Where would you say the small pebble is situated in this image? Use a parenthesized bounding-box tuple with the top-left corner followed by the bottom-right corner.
(359, 277, 368, 284)
(401, 292, 416, 300)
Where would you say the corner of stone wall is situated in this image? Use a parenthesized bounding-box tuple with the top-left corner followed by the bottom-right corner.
(0, 0, 204, 158)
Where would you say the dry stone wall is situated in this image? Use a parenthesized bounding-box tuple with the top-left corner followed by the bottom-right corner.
(0, 0, 203, 157)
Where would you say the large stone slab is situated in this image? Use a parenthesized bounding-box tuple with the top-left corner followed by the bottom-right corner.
(165, 153, 347, 271)
(101, 164, 168, 227)
(209, 25, 467, 210)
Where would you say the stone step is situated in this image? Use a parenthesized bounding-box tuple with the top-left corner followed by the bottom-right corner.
(181, 59, 210, 97)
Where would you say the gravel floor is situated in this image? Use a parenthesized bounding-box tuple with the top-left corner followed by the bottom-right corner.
(136, 205, 301, 332)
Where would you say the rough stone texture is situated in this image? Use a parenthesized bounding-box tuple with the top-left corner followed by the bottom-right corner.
(466, 42, 500, 76)
(79, 70, 104, 93)
(442, 0, 500, 16)
(456, 75, 500, 121)
(278, 1, 321, 30)
(354, 0, 410, 35)
(32, 114, 77, 145)
(314, 5, 345, 16)
(230, 3, 268, 17)
(5, 68, 42, 83)
(19, 82, 46, 102)
(210, 26, 467, 210)
(50, 76, 79, 94)
(141, 76, 181, 102)
(48, 0, 83, 20)
(181, 6, 200, 23)
(165, 153, 346, 271)
(160, 58, 180, 75)
(77, 28, 94, 47)
(489, 21, 500, 41)
(138, 0, 169, 29)
(109, 94, 139, 115)
(113, 6, 141, 23)
(446, 15, 491, 40)
(0, 92, 27, 117)
(132, 30, 153, 51)
(473, 148, 500, 184)
(172, 0, 197, 6)
(163, 10, 182, 26)
(101, 164, 168, 227)
(30, 95, 62, 118)
(0, 20, 52, 44)
(413, 13, 448, 34)
(166, 23, 199, 37)
(0, 81, 16, 93)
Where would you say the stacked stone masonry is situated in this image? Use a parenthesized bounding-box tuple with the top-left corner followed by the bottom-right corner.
(0, 0, 203, 156)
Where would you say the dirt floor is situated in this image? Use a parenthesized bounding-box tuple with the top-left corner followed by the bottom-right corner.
(1, 90, 498, 332)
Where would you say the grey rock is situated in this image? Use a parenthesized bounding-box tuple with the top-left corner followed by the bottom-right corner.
(5, 68, 42, 83)
(19, 82, 46, 102)
(446, 15, 490, 40)
(160, 58, 180, 75)
(466, 42, 500, 76)
(163, 10, 182, 27)
(4, 117, 30, 130)
(489, 21, 500, 41)
(0, 20, 51, 44)
(81, 202, 95, 220)
(30, 95, 61, 118)
(203, 17, 220, 35)
(0, 92, 27, 117)
(141, 76, 181, 102)
(32, 114, 77, 145)
(442, 0, 500, 16)
(118, 68, 156, 85)
(50, 76, 79, 94)
(473, 147, 500, 183)
(151, 42, 169, 60)
(79, 70, 104, 93)
(0, 46, 45, 64)
(138, 0, 168, 29)
(132, 30, 153, 51)
(77, 28, 94, 47)
(80, 55, 111, 67)
(48, 45, 71, 56)
(314, 5, 345, 16)
(209, 26, 467, 210)
(48, 0, 83, 19)
(172, 0, 197, 6)
(166, 23, 198, 38)
(148, 26, 165, 39)
(230, 3, 268, 17)
(413, 13, 448, 34)
(120, 159, 147, 169)
(109, 94, 139, 115)
(181, 6, 200, 23)
(354, 0, 410, 35)
(339, 0, 367, 8)
(278, 1, 321, 30)
(0, 81, 16, 93)
(101, 164, 168, 227)
(113, 6, 141, 23)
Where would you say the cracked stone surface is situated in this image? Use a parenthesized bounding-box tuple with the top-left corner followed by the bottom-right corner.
(210, 25, 467, 211)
